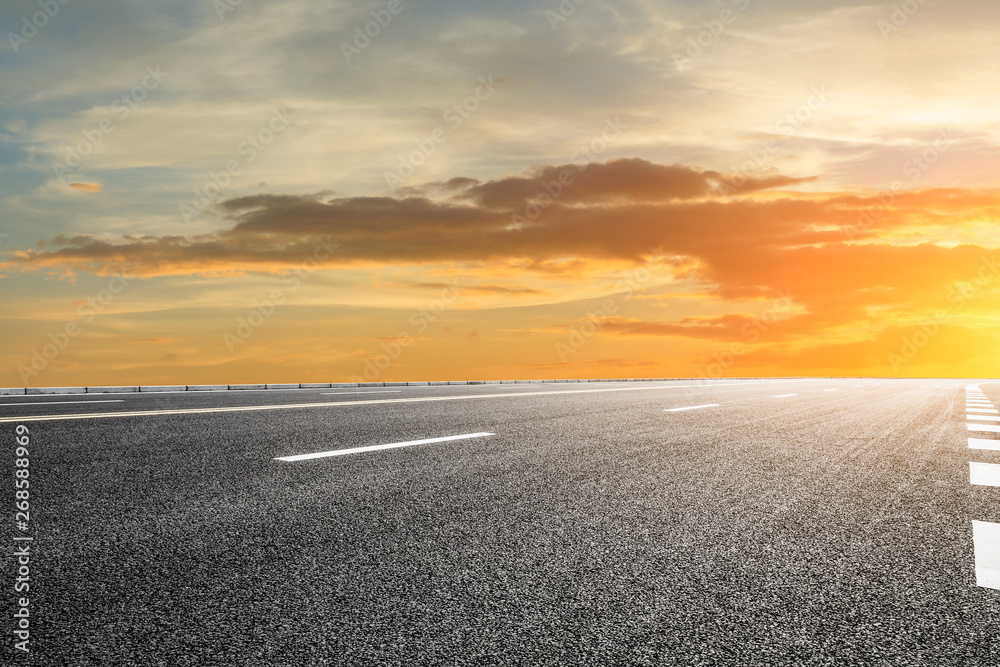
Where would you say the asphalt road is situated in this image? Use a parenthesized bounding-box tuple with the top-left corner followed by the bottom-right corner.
(3, 378, 999, 666)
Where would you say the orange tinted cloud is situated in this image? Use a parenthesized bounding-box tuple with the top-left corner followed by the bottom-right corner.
(439, 158, 818, 207)
(69, 182, 102, 192)
(8, 160, 1000, 352)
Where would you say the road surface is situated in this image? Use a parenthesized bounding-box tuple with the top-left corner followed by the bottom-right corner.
(2, 378, 999, 665)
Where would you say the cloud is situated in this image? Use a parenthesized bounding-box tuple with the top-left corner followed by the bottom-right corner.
(6, 160, 1000, 345)
(594, 314, 794, 341)
(2, 159, 830, 279)
(410, 282, 548, 296)
(439, 159, 817, 208)
(69, 182, 102, 192)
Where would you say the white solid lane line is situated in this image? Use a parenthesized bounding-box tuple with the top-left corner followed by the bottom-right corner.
(973, 521, 1000, 590)
(969, 438, 1000, 451)
(0, 400, 125, 407)
(275, 432, 495, 461)
(0, 380, 809, 423)
(970, 462, 1000, 487)
(664, 404, 721, 412)
(968, 423, 1000, 433)
(321, 391, 402, 395)
(968, 415, 1000, 422)
(773, 394, 798, 398)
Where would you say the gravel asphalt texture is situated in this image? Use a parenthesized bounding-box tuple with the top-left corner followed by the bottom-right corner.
(2, 378, 999, 666)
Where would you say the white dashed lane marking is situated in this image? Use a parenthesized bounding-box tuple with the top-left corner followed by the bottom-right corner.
(664, 404, 720, 412)
(973, 521, 1000, 590)
(275, 432, 495, 461)
(966, 384, 1000, 589)
(970, 462, 1000, 487)
(969, 438, 1000, 451)
(773, 394, 798, 398)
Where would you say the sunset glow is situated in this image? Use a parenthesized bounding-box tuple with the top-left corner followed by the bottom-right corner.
(3, 0, 999, 386)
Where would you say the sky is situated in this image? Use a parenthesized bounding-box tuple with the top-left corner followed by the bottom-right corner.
(2, 0, 1000, 386)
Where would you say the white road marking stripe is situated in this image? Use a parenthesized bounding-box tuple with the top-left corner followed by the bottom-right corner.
(967, 408, 1000, 414)
(969, 438, 1000, 451)
(969, 423, 1000, 433)
(773, 394, 798, 398)
(275, 432, 494, 461)
(0, 400, 124, 407)
(664, 404, 720, 412)
(970, 462, 1000, 487)
(0, 380, 808, 423)
(968, 415, 1000, 421)
(823, 389, 838, 392)
(973, 521, 1000, 590)
(321, 391, 402, 395)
